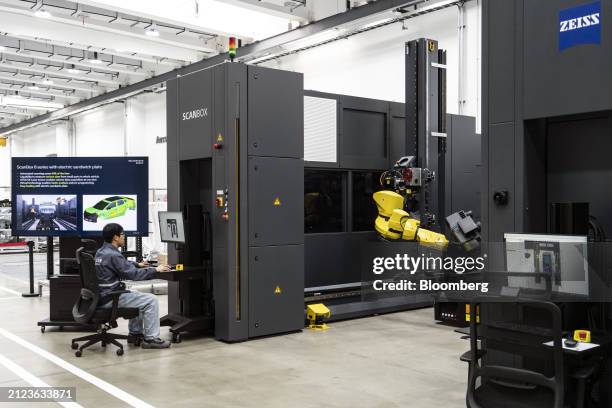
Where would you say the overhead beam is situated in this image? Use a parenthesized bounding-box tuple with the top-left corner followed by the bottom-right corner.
(235, 0, 427, 59)
(0, 94, 63, 110)
(0, 73, 106, 93)
(250, 0, 464, 64)
(0, 78, 97, 99)
(0, 105, 50, 114)
(0, 83, 80, 101)
(0, 60, 121, 86)
(0, 48, 149, 77)
(0, 0, 428, 134)
(0, 34, 153, 69)
(0, 105, 46, 116)
(0, 110, 32, 118)
(0, 6, 210, 62)
(8, 33, 187, 67)
(0, 2, 219, 54)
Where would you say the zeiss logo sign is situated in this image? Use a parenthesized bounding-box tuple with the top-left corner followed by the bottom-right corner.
(182, 107, 208, 121)
(559, 1, 601, 51)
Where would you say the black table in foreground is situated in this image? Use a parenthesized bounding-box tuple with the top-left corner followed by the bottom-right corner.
(153, 266, 213, 343)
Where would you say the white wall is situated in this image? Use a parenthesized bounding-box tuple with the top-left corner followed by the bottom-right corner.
(9, 123, 60, 158)
(74, 102, 125, 157)
(262, 2, 481, 127)
(126, 92, 167, 189)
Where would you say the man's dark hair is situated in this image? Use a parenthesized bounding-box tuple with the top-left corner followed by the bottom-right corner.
(102, 223, 124, 243)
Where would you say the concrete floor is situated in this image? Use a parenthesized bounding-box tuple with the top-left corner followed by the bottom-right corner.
(0, 252, 469, 407)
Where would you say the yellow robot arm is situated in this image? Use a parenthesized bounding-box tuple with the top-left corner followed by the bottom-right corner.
(373, 191, 448, 250)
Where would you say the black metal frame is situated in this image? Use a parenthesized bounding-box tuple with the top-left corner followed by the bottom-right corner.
(465, 299, 565, 408)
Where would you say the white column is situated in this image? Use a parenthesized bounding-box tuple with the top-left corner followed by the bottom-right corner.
(55, 121, 71, 157)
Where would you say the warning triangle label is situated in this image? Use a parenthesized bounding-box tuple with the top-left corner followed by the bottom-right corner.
(273, 197, 281, 206)
(274, 286, 281, 294)
(217, 134, 223, 142)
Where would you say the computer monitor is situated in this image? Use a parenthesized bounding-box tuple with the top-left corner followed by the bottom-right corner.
(504, 233, 589, 296)
(158, 211, 186, 244)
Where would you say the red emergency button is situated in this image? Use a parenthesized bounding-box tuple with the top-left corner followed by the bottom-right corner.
(213, 143, 223, 149)
(222, 213, 229, 221)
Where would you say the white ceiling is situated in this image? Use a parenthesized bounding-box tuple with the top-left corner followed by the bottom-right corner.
(0, 0, 457, 130)
(83, 0, 301, 40)
(0, 0, 302, 125)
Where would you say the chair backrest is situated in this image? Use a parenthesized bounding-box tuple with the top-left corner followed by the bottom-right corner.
(76, 248, 101, 296)
(80, 239, 99, 256)
(467, 299, 564, 408)
(72, 248, 101, 324)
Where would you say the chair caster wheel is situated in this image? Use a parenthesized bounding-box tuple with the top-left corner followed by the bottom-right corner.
(71, 343, 78, 350)
(172, 333, 182, 344)
(101, 342, 106, 347)
(116, 348, 124, 356)
(75, 350, 82, 357)
(40, 326, 45, 333)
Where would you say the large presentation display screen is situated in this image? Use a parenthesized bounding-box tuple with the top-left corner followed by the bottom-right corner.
(11, 157, 148, 237)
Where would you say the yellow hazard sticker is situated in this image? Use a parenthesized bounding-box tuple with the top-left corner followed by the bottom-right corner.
(273, 197, 281, 206)
(274, 286, 282, 294)
(217, 133, 223, 142)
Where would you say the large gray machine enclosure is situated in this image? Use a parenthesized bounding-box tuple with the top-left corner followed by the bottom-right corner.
(167, 63, 304, 342)
(483, 0, 612, 242)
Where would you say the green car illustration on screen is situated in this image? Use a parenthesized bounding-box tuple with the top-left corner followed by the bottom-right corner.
(83, 196, 135, 223)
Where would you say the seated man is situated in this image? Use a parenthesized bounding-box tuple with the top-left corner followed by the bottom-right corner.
(96, 223, 171, 349)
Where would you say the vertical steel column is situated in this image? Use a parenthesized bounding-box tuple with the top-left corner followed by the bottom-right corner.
(438, 48, 448, 232)
(405, 38, 447, 230)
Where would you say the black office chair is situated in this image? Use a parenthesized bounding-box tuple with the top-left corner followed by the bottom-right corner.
(464, 299, 565, 408)
(80, 239, 99, 256)
(71, 248, 139, 357)
(59, 239, 99, 274)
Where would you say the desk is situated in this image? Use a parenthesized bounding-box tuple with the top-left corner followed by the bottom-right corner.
(543, 334, 612, 357)
(153, 269, 208, 281)
(153, 266, 213, 343)
(543, 340, 599, 354)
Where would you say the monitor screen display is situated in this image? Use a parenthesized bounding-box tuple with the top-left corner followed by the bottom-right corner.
(504, 233, 589, 296)
(11, 157, 148, 237)
(158, 211, 185, 244)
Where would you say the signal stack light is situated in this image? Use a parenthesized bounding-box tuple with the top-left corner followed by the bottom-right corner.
(229, 37, 237, 61)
